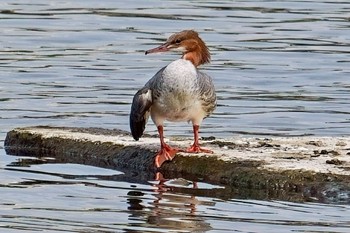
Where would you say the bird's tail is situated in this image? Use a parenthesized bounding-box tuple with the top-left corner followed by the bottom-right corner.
(129, 87, 152, 140)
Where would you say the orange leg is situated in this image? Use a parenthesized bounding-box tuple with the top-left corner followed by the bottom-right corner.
(186, 125, 213, 154)
(155, 125, 181, 168)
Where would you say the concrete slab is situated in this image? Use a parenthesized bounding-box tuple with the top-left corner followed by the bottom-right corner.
(4, 126, 350, 202)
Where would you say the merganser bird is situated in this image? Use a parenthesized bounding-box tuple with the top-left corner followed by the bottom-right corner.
(130, 30, 216, 168)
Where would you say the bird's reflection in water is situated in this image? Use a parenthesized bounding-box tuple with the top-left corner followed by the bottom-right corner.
(127, 172, 213, 232)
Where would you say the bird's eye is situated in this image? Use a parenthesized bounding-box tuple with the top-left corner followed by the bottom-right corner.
(175, 39, 181, 44)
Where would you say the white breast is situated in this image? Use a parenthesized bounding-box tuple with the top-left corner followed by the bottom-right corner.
(151, 59, 206, 125)
(162, 59, 197, 88)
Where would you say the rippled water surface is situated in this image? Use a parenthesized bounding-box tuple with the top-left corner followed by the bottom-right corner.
(1, 0, 350, 232)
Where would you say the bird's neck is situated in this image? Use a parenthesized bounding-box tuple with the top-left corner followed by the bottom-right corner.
(183, 52, 201, 67)
(182, 40, 210, 67)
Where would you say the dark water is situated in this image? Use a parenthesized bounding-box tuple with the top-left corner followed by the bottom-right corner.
(1, 0, 350, 232)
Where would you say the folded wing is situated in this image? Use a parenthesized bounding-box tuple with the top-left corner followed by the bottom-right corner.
(197, 71, 217, 116)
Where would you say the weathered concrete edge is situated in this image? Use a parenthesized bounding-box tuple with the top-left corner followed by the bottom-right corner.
(4, 126, 350, 192)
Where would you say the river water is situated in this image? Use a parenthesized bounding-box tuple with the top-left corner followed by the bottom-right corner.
(1, 0, 350, 232)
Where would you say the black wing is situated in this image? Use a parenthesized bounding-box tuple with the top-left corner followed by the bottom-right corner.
(129, 87, 152, 140)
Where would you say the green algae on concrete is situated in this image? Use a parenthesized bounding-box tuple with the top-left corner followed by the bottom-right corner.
(5, 127, 155, 170)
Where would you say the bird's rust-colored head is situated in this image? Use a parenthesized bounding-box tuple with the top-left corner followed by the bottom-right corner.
(145, 30, 210, 67)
